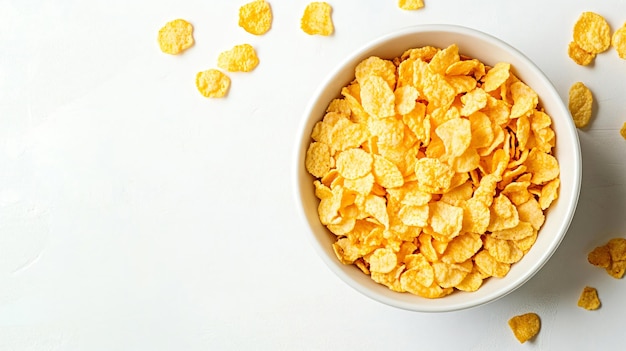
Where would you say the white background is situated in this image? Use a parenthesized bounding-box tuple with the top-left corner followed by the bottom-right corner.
(1, 0, 626, 350)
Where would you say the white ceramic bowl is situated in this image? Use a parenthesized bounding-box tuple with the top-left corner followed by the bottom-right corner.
(293, 25, 581, 312)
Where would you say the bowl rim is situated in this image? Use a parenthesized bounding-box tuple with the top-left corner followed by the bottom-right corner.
(292, 24, 582, 312)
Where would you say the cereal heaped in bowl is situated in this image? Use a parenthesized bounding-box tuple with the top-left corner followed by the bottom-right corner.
(294, 25, 581, 312)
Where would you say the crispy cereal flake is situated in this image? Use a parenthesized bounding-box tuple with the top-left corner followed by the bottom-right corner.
(398, 0, 425, 11)
(573, 12, 611, 54)
(577, 286, 601, 310)
(621, 122, 626, 139)
(568, 82, 593, 128)
(508, 312, 541, 343)
(568, 41, 595, 66)
(195, 69, 230, 98)
(217, 44, 260, 72)
(158, 19, 194, 55)
(612, 23, 626, 59)
(239, 0, 273, 35)
(301, 2, 334, 36)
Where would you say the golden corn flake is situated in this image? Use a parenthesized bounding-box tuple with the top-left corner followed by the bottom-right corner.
(482, 62, 510, 92)
(568, 41, 595, 66)
(217, 44, 260, 72)
(612, 23, 626, 59)
(508, 312, 541, 344)
(301, 2, 334, 36)
(356, 56, 397, 89)
(621, 122, 626, 140)
(239, 0, 273, 35)
(568, 82, 593, 128)
(304, 45, 560, 298)
(335, 148, 372, 179)
(195, 69, 231, 98)
(361, 75, 396, 118)
(577, 286, 601, 310)
(573, 11, 611, 54)
(158, 19, 194, 55)
(305, 142, 332, 178)
(588, 244, 611, 268)
(369, 248, 398, 274)
(398, 0, 425, 11)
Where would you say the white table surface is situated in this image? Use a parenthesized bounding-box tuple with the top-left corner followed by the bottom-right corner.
(1, 1, 626, 349)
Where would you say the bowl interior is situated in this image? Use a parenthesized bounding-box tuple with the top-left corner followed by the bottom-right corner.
(294, 25, 581, 312)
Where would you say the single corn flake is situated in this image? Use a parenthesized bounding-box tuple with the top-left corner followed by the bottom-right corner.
(335, 148, 373, 179)
(361, 75, 396, 118)
(301, 2, 334, 36)
(612, 23, 626, 59)
(356, 56, 397, 89)
(305, 142, 332, 178)
(588, 244, 611, 268)
(398, 0, 424, 10)
(239, 0, 273, 35)
(525, 148, 560, 185)
(482, 62, 510, 92)
(508, 312, 541, 344)
(568, 82, 593, 128)
(158, 19, 194, 55)
(195, 69, 231, 98)
(369, 248, 398, 274)
(577, 286, 601, 310)
(568, 41, 595, 66)
(217, 44, 260, 72)
(573, 12, 611, 54)
(435, 117, 471, 158)
(621, 122, 626, 140)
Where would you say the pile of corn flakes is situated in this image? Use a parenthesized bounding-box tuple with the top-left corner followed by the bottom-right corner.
(305, 44, 561, 298)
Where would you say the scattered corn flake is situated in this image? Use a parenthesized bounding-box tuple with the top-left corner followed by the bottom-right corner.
(398, 0, 425, 11)
(588, 244, 611, 268)
(508, 312, 541, 344)
(568, 81, 593, 128)
(238, 0, 272, 35)
(573, 11, 611, 54)
(158, 19, 194, 55)
(195, 69, 231, 98)
(607, 260, 626, 279)
(301, 2, 334, 36)
(578, 286, 601, 310)
(568, 41, 595, 66)
(217, 44, 259, 72)
(612, 23, 626, 59)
